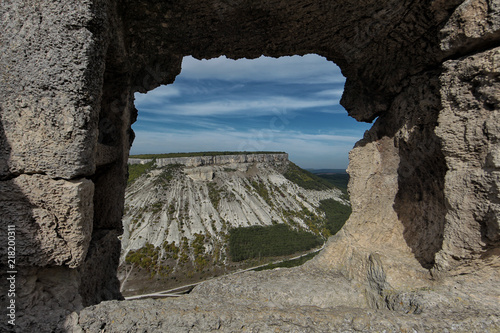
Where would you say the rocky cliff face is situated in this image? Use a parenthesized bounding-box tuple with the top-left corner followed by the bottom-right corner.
(119, 155, 345, 294)
(1, 0, 499, 332)
(129, 153, 289, 168)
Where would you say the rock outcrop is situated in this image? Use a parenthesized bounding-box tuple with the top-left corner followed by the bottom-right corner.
(1, 0, 499, 332)
(119, 155, 345, 295)
(129, 153, 289, 168)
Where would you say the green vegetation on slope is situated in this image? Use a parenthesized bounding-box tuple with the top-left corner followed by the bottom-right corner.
(128, 160, 154, 184)
(253, 251, 320, 271)
(318, 199, 351, 235)
(128, 162, 184, 187)
(283, 162, 335, 190)
(316, 173, 350, 193)
(125, 235, 213, 277)
(130, 151, 286, 159)
(157, 164, 184, 182)
(250, 180, 273, 207)
(207, 182, 223, 209)
(125, 243, 171, 276)
(228, 224, 323, 262)
(124, 153, 351, 286)
(192, 233, 210, 270)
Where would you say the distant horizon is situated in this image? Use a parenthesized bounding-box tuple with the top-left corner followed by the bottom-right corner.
(130, 54, 371, 169)
(129, 150, 287, 157)
(128, 150, 347, 171)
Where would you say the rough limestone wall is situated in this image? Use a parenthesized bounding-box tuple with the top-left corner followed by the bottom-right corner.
(115, 0, 471, 295)
(1, 0, 500, 331)
(313, 71, 449, 290)
(0, 0, 129, 331)
(435, 51, 500, 271)
(313, 0, 500, 290)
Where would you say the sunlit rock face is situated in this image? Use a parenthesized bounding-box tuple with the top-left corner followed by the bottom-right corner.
(119, 155, 345, 295)
(1, 0, 499, 331)
(130, 153, 289, 168)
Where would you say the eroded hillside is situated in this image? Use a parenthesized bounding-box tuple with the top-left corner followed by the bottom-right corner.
(119, 153, 349, 295)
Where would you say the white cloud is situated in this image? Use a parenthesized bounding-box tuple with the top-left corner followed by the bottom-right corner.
(180, 54, 344, 84)
(281, 131, 362, 143)
(137, 96, 341, 117)
(129, 53, 367, 169)
(314, 89, 344, 97)
(130, 127, 362, 169)
(134, 85, 181, 105)
(135, 115, 236, 131)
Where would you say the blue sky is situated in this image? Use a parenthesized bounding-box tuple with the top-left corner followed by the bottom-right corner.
(131, 54, 371, 169)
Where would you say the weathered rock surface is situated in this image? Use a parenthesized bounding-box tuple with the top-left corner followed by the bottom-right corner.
(119, 156, 345, 295)
(129, 153, 289, 168)
(1, 1, 128, 331)
(440, 0, 500, 55)
(122, 157, 343, 250)
(0, 175, 94, 267)
(0, 0, 107, 179)
(1, 0, 499, 331)
(434, 46, 500, 273)
(75, 266, 500, 332)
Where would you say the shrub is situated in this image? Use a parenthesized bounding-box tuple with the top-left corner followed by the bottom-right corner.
(207, 182, 223, 209)
(316, 173, 350, 194)
(283, 162, 334, 190)
(254, 251, 320, 271)
(318, 199, 351, 235)
(125, 243, 161, 271)
(250, 180, 273, 206)
(128, 160, 154, 184)
(228, 224, 323, 262)
(154, 164, 184, 187)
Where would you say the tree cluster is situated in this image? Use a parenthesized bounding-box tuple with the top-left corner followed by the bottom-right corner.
(229, 224, 323, 262)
